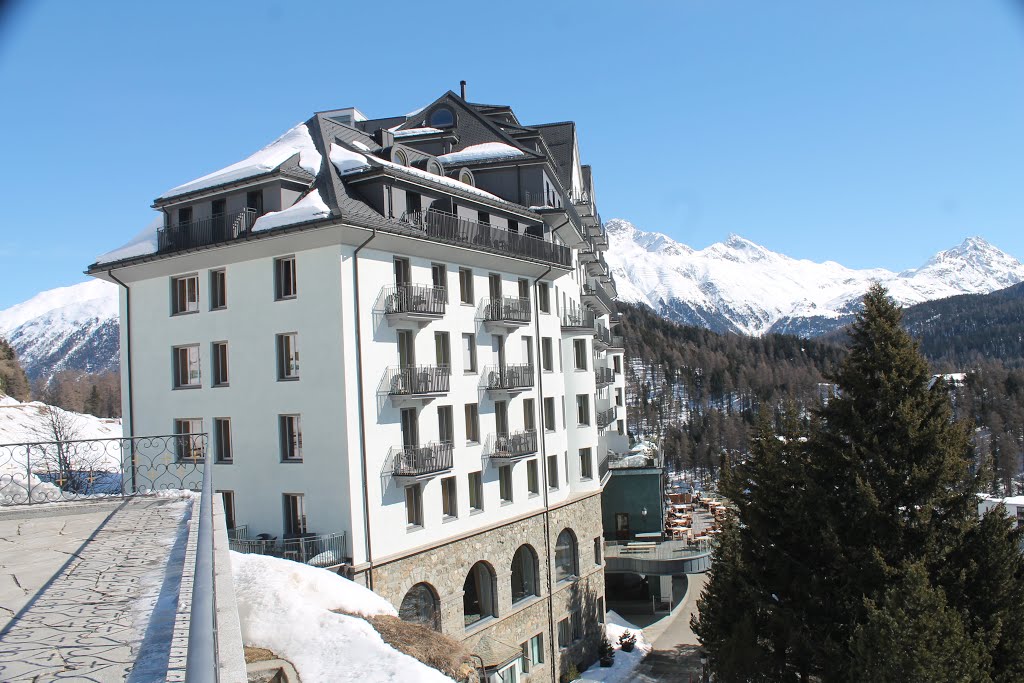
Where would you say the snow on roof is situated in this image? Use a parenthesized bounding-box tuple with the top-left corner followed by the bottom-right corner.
(232, 552, 454, 683)
(330, 143, 372, 175)
(374, 156, 507, 203)
(159, 123, 322, 200)
(350, 140, 371, 151)
(251, 190, 330, 233)
(392, 127, 443, 137)
(94, 216, 162, 265)
(437, 142, 528, 165)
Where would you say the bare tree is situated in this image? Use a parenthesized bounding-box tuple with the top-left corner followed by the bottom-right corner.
(31, 405, 87, 493)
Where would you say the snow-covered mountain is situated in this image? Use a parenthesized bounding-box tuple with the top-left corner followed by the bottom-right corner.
(606, 219, 1024, 337)
(0, 280, 119, 382)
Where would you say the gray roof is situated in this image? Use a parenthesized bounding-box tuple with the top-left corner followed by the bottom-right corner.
(532, 122, 575, 189)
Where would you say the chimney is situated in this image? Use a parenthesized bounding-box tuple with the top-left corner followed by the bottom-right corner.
(460, 80, 467, 100)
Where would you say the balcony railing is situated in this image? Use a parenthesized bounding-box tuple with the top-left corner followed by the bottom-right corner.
(157, 208, 258, 253)
(404, 209, 571, 267)
(585, 251, 609, 276)
(595, 366, 614, 387)
(484, 363, 535, 392)
(384, 365, 451, 396)
(390, 442, 454, 477)
(228, 531, 349, 568)
(611, 335, 624, 348)
(582, 283, 616, 314)
(482, 296, 531, 325)
(562, 308, 596, 331)
(597, 406, 617, 430)
(594, 323, 613, 348)
(382, 284, 446, 317)
(488, 430, 539, 461)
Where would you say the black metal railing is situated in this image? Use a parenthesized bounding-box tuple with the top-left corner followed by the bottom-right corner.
(228, 531, 349, 568)
(382, 284, 446, 317)
(390, 442, 454, 477)
(562, 308, 596, 330)
(597, 407, 617, 430)
(484, 363, 535, 391)
(594, 323, 613, 347)
(0, 434, 207, 506)
(595, 366, 615, 386)
(157, 208, 257, 253)
(583, 283, 616, 314)
(404, 210, 570, 267)
(488, 430, 539, 460)
(610, 335, 624, 348)
(384, 365, 451, 396)
(482, 296, 531, 325)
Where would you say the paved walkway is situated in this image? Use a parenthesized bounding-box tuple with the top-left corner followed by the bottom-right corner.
(0, 496, 194, 682)
(633, 572, 709, 682)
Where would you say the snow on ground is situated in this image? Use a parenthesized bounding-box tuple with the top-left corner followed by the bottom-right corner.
(231, 552, 454, 683)
(579, 611, 653, 682)
(438, 142, 527, 164)
(251, 190, 331, 232)
(94, 216, 163, 264)
(159, 123, 322, 199)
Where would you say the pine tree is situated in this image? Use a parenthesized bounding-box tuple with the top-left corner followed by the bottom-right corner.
(0, 337, 30, 401)
(83, 385, 102, 417)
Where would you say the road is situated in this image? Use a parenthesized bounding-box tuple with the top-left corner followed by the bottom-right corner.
(634, 572, 709, 683)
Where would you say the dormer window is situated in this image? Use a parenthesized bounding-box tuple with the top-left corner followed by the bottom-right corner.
(429, 107, 455, 128)
(459, 168, 475, 187)
(393, 149, 408, 167)
(427, 159, 442, 176)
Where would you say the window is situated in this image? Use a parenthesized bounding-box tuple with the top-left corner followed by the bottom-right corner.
(218, 490, 236, 530)
(399, 583, 440, 631)
(580, 448, 593, 480)
(431, 263, 447, 300)
(173, 345, 201, 388)
(274, 256, 297, 300)
(618, 419, 625, 436)
(463, 562, 496, 628)
(405, 484, 423, 527)
(174, 418, 203, 462)
(576, 394, 590, 426)
(459, 268, 474, 304)
(495, 400, 509, 435)
(459, 168, 474, 186)
(509, 219, 519, 234)
(511, 545, 538, 604)
(499, 465, 513, 504)
(547, 454, 560, 490)
(522, 634, 544, 673)
(171, 274, 199, 315)
(527, 460, 539, 495)
(283, 493, 306, 535)
(441, 476, 458, 519)
(477, 211, 490, 225)
(544, 397, 556, 431)
(438, 405, 454, 444)
(554, 529, 578, 582)
(616, 388, 623, 407)
(209, 269, 226, 310)
(523, 398, 535, 432)
(573, 339, 587, 370)
(277, 333, 299, 380)
(247, 190, 264, 217)
(594, 537, 603, 565)
(558, 617, 571, 649)
(469, 471, 483, 512)
(518, 278, 529, 304)
(522, 336, 533, 370)
(435, 332, 451, 370)
(177, 206, 192, 226)
(571, 611, 583, 641)
(538, 283, 550, 313)
(393, 148, 408, 166)
(406, 191, 422, 215)
(429, 107, 454, 128)
(462, 334, 477, 373)
(279, 415, 302, 461)
(465, 403, 480, 443)
(613, 355, 622, 374)
(541, 338, 553, 372)
(214, 417, 232, 463)
(211, 342, 228, 387)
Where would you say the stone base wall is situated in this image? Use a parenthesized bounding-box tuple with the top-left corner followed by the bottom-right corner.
(356, 492, 606, 682)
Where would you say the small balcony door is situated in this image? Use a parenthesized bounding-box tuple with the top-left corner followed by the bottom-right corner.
(398, 330, 416, 368)
(489, 273, 502, 300)
(394, 257, 411, 286)
(401, 407, 419, 448)
(431, 263, 447, 301)
(493, 335, 505, 369)
(522, 336, 533, 370)
(615, 512, 630, 541)
(495, 400, 509, 436)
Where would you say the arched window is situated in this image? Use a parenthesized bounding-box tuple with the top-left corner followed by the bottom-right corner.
(429, 107, 455, 128)
(463, 561, 496, 628)
(554, 529, 578, 582)
(393, 148, 408, 166)
(511, 545, 539, 603)
(459, 168, 475, 187)
(426, 159, 443, 176)
(399, 582, 440, 631)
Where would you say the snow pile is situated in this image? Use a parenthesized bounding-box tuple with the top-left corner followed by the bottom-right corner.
(159, 123, 322, 199)
(437, 142, 527, 164)
(95, 216, 163, 264)
(330, 143, 372, 175)
(231, 552, 454, 682)
(251, 190, 331, 233)
(579, 611, 653, 682)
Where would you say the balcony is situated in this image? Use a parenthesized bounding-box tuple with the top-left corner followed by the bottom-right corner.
(484, 363, 535, 395)
(561, 308, 596, 332)
(590, 223, 609, 250)
(487, 430, 539, 462)
(585, 251, 609, 278)
(610, 334, 625, 349)
(382, 284, 446, 325)
(595, 366, 614, 387)
(229, 531, 349, 568)
(582, 283, 615, 317)
(404, 209, 571, 268)
(383, 365, 450, 405)
(157, 208, 257, 252)
(482, 296, 531, 330)
(390, 442, 454, 478)
(597, 406, 617, 430)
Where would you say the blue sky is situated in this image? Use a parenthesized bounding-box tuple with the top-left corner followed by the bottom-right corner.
(0, 0, 1022, 308)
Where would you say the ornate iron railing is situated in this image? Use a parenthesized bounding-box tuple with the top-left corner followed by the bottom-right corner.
(404, 210, 570, 267)
(487, 430, 538, 460)
(228, 531, 349, 568)
(561, 308, 596, 330)
(384, 365, 451, 396)
(482, 296, 531, 325)
(484, 363, 535, 391)
(390, 442, 454, 477)
(157, 208, 257, 253)
(0, 434, 207, 506)
(595, 366, 614, 387)
(597, 406, 617, 430)
(382, 283, 447, 316)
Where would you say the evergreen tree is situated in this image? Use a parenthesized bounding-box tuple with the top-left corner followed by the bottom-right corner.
(83, 385, 102, 417)
(0, 337, 30, 401)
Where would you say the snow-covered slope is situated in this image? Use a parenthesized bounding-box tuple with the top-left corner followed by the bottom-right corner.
(0, 280, 120, 382)
(0, 392, 122, 445)
(606, 219, 1024, 337)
